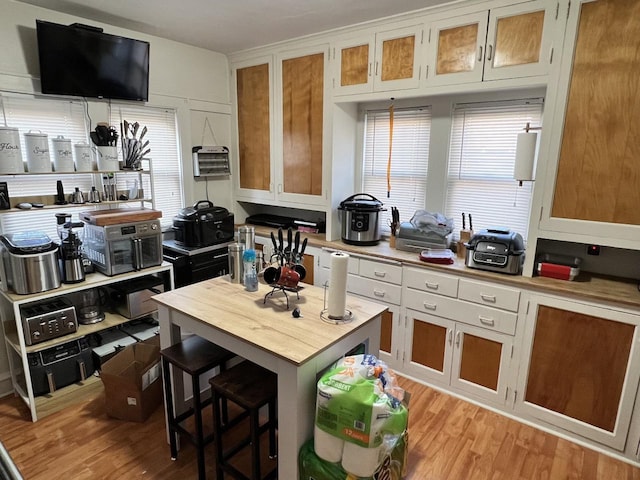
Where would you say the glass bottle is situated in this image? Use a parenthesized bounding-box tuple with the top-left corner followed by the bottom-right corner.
(243, 248, 258, 292)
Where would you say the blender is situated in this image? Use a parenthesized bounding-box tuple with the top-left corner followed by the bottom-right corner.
(58, 221, 85, 284)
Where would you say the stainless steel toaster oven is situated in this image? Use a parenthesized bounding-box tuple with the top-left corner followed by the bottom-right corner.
(82, 219, 162, 276)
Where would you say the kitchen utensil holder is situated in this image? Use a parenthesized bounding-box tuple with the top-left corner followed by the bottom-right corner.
(263, 284, 301, 310)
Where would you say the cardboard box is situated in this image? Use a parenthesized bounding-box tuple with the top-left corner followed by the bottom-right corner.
(100, 340, 162, 422)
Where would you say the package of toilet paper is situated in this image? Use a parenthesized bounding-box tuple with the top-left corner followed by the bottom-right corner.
(315, 354, 407, 452)
(300, 431, 408, 480)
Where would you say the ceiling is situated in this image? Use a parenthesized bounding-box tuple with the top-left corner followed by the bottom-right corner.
(16, 0, 455, 54)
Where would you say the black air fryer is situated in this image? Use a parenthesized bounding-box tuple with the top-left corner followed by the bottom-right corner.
(172, 200, 234, 248)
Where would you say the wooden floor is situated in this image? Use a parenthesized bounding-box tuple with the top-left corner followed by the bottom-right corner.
(1, 375, 639, 479)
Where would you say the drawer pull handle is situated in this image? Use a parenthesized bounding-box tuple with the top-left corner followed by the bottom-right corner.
(373, 290, 386, 298)
(422, 302, 437, 311)
(479, 316, 495, 326)
(480, 294, 496, 303)
(374, 271, 387, 278)
(425, 282, 439, 290)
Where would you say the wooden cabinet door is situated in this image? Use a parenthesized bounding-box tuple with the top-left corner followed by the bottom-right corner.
(373, 24, 424, 91)
(235, 62, 272, 194)
(450, 323, 511, 404)
(403, 309, 453, 385)
(517, 295, 640, 450)
(426, 12, 488, 86)
(280, 51, 324, 198)
(551, 0, 640, 227)
(483, 2, 556, 80)
(332, 35, 375, 96)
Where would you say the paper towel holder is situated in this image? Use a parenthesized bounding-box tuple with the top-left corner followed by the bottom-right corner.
(320, 281, 354, 324)
(514, 122, 542, 186)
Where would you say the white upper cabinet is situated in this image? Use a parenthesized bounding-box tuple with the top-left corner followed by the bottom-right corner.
(426, 1, 558, 86)
(331, 22, 425, 96)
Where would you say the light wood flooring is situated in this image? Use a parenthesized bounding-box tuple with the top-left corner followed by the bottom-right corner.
(1, 375, 639, 479)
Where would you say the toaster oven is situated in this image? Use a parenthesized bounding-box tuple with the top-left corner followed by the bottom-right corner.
(82, 219, 162, 276)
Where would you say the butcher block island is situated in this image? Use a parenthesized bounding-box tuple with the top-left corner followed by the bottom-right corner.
(152, 277, 387, 479)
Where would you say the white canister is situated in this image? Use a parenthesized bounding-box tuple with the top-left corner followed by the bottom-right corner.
(24, 130, 51, 173)
(52, 135, 74, 172)
(0, 126, 24, 173)
(96, 146, 119, 171)
(74, 143, 94, 172)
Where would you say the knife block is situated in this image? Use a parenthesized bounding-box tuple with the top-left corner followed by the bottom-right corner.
(457, 229, 473, 259)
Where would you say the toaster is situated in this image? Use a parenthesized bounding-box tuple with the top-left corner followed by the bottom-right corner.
(464, 227, 525, 275)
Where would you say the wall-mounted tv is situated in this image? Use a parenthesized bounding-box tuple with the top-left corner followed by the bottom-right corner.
(36, 20, 150, 102)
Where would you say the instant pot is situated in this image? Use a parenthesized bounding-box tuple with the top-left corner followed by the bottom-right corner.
(338, 193, 386, 246)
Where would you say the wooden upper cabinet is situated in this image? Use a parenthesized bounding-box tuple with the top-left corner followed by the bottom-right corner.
(332, 35, 375, 95)
(551, 0, 640, 226)
(483, 2, 556, 80)
(373, 24, 423, 91)
(281, 52, 324, 197)
(236, 62, 271, 192)
(427, 12, 488, 86)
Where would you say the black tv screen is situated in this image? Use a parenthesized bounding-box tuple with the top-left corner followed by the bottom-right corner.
(36, 20, 150, 101)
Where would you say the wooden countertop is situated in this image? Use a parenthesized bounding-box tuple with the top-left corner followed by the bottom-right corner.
(151, 276, 387, 366)
(250, 226, 640, 310)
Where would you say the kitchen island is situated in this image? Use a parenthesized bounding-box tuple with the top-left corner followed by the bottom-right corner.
(152, 276, 386, 479)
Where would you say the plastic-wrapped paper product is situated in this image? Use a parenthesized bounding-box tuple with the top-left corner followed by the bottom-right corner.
(314, 354, 408, 477)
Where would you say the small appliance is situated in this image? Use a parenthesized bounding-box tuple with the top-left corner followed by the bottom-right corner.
(192, 146, 230, 177)
(0, 231, 61, 295)
(20, 297, 78, 346)
(172, 201, 234, 248)
(162, 239, 231, 288)
(82, 219, 162, 276)
(464, 227, 525, 275)
(107, 276, 164, 319)
(59, 222, 85, 284)
(396, 221, 452, 252)
(75, 287, 108, 324)
(338, 193, 386, 246)
(28, 336, 94, 395)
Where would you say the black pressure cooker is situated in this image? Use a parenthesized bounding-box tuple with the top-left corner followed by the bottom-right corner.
(338, 193, 386, 246)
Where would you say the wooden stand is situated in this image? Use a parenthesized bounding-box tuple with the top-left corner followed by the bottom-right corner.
(457, 229, 473, 259)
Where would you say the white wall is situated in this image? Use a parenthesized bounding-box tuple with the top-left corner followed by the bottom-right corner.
(0, 0, 233, 397)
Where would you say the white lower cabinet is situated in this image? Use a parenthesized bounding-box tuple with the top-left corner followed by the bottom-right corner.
(515, 294, 640, 451)
(401, 267, 519, 406)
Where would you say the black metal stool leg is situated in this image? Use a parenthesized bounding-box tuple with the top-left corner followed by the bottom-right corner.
(162, 357, 178, 460)
(250, 407, 261, 480)
(192, 374, 206, 480)
(212, 389, 224, 480)
(268, 399, 277, 459)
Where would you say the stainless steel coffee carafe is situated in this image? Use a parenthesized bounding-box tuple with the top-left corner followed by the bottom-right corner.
(228, 243, 245, 284)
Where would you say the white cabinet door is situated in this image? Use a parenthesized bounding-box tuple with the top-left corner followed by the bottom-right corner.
(331, 34, 375, 96)
(516, 294, 640, 450)
(373, 24, 425, 92)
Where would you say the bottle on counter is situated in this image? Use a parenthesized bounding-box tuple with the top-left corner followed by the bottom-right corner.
(243, 248, 259, 292)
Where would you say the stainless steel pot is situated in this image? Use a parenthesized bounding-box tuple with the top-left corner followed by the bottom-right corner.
(338, 193, 386, 246)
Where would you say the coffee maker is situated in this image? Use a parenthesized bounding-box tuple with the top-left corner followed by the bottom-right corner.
(59, 221, 85, 284)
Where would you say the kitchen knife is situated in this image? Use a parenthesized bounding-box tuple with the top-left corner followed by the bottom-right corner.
(469, 214, 473, 231)
(270, 231, 278, 258)
(462, 213, 466, 230)
(299, 237, 308, 258)
(285, 227, 293, 263)
(293, 231, 300, 263)
(277, 228, 284, 263)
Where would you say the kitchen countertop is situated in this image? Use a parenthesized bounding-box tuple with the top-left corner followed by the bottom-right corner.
(248, 226, 640, 310)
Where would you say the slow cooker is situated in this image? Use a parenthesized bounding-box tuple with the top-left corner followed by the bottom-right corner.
(338, 193, 386, 246)
(172, 200, 234, 248)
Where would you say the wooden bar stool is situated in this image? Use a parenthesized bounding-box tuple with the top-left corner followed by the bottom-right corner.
(160, 335, 235, 480)
(209, 361, 277, 480)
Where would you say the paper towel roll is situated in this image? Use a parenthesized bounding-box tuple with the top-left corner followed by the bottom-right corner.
(314, 425, 344, 463)
(514, 131, 538, 182)
(342, 443, 382, 477)
(328, 252, 349, 319)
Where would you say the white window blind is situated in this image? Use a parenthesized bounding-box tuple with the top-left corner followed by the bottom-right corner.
(445, 99, 543, 242)
(363, 106, 430, 234)
(0, 94, 92, 239)
(111, 105, 183, 228)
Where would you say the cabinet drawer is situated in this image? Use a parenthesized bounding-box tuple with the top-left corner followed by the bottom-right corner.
(405, 290, 517, 335)
(320, 250, 359, 274)
(458, 279, 520, 312)
(347, 274, 402, 305)
(359, 258, 402, 285)
(404, 267, 458, 297)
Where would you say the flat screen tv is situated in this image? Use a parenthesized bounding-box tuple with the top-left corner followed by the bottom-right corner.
(36, 20, 150, 102)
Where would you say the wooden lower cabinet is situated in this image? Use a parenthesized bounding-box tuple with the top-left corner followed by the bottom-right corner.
(516, 295, 640, 450)
(403, 308, 512, 405)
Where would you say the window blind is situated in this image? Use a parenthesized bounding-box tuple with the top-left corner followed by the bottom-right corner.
(363, 106, 431, 234)
(0, 94, 92, 239)
(445, 99, 543, 242)
(111, 105, 182, 228)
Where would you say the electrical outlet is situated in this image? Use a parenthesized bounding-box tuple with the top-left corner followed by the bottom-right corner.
(587, 244, 600, 256)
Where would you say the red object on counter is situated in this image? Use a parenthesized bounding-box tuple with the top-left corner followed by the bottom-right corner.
(419, 249, 455, 265)
(538, 262, 573, 280)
